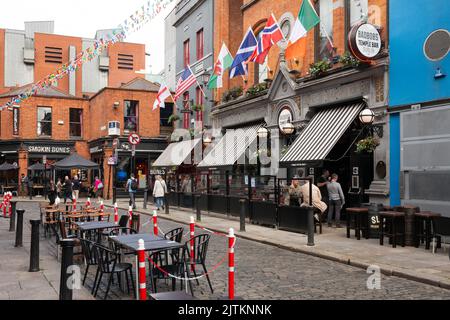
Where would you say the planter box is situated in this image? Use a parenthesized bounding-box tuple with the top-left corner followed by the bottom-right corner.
(250, 201, 277, 227)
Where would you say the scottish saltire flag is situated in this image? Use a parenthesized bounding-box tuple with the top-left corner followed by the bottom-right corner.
(248, 13, 284, 64)
(230, 27, 257, 78)
(174, 66, 197, 101)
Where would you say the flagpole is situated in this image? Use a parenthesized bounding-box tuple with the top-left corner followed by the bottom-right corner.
(188, 65, 208, 99)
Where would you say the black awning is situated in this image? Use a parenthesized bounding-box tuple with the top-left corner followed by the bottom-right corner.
(0, 162, 19, 171)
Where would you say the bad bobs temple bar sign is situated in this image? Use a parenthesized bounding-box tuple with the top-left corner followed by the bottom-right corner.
(348, 23, 382, 62)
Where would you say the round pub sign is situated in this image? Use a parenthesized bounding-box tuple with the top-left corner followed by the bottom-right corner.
(348, 23, 382, 62)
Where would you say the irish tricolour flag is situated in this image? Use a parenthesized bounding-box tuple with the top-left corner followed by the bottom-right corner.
(208, 43, 233, 89)
(285, 0, 320, 60)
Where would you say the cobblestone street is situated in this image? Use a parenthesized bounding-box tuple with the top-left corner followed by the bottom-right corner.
(6, 202, 449, 300)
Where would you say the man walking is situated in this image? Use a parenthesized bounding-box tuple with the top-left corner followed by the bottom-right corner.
(326, 174, 345, 228)
(62, 176, 72, 204)
(72, 175, 81, 201)
(126, 174, 138, 209)
(153, 175, 167, 211)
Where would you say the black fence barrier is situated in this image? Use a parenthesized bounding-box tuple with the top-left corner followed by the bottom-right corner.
(209, 194, 228, 215)
(250, 201, 277, 227)
(278, 206, 311, 234)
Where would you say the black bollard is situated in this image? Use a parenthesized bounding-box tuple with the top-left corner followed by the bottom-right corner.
(59, 239, 75, 300)
(143, 189, 148, 209)
(307, 207, 315, 246)
(15, 209, 25, 247)
(196, 194, 201, 222)
(29, 219, 41, 272)
(165, 194, 170, 215)
(9, 201, 17, 232)
(240, 199, 246, 232)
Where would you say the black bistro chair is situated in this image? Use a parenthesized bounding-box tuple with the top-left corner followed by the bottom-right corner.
(164, 227, 184, 243)
(148, 245, 193, 294)
(79, 238, 99, 287)
(92, 243, 135, 300)
(184, 234, 213, 294)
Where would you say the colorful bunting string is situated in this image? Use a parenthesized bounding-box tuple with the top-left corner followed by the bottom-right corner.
(1, 0, 175, 111)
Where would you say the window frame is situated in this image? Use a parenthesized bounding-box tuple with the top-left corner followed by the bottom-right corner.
(69, 108, 83, 138)
(123, 100, 139, 133)
(37, 106, 52, 137)
(183, 39, 190, 67)
(196, 29, 204, 61)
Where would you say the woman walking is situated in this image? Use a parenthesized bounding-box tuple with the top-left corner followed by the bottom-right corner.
(153, 175, 167, 211)
(93, 176, 104, 203)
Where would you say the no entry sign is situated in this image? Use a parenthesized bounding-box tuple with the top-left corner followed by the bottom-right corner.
(128, 133, 141, 145)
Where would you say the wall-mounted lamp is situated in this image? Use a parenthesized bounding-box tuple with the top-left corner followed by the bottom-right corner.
(113, 101, 120, 109)
(435, 67, 446, 79)
(257, 127, 269, 139)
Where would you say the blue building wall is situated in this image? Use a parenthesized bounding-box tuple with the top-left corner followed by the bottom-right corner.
(389, 0, 450, 206)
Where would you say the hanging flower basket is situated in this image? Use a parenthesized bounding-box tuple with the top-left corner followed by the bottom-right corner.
(356, 137, 380, 153)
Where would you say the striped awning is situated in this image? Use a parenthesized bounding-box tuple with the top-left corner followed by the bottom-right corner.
(198, 123, 263, 168)
(280, 103, 365, 163)
(152, 138, 202, 168)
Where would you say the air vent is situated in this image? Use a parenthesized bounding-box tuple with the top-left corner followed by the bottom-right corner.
(423, 29, 450, 61)
(45, 46, 63, 64)
(118, 54, 134, 70)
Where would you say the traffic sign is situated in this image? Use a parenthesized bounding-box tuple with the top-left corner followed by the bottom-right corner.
(108, 156, 117, 165)
(128, 133, 141, 145)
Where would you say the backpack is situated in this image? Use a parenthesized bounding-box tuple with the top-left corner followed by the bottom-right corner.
(131, 179, 138, 191)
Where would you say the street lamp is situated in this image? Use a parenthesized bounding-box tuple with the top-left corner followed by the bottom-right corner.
(281, 122, 295, 135)
(257, 127, 269, 139)
(201, 72, 211, 85)
(359, 108, 375, 125)
(203, 136, 212, 145)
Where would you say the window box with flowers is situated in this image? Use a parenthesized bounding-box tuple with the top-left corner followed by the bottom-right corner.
(167, 114, 181, 124)
(222, 86, 244, 103)
(191, 104, 204, 112)
(356, 137, 380, 153)
(309, 58, 333, 77)
(246, 82, 269, 98)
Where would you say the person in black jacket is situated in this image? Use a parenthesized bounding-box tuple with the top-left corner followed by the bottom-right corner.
(63, 176, 72, 204)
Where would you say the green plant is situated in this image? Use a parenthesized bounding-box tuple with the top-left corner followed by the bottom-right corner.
(246, 82, 269, 97)
(356, 136, 380, 153)
(309, 59, 332, 77)
(339, 51, 360, 68)
(222, 86, 243, 102)
(191, 104, 204, 112)
(167, 114, 180, 124)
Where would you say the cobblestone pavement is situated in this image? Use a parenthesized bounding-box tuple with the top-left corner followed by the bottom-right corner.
(9, 202, 450, 300)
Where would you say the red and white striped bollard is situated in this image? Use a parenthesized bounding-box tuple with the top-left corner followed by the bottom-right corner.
(190, 216, 195, 271)
(128, 206, 133, 228)
(114, 203, 119, 225)
(8, 192, 12, 217)
(72, 196, 77, 212)
(228, 228, 235, 300)
(137, 239, 147, 300)
(86, 197, 91, 209)
(152, 210, 158, 235)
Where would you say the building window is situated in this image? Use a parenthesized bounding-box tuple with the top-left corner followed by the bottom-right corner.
(69, 108, 83, 138)
(45, 47, 63, 64)
(196, 29, 204, 60)
(350, 0, 368, 27)
(183, 39, 190, 67)
(160, 103, 174, 127)
(118, 54, 134, 70)
(195, 86, 203, 123)
(183, 92, 190, 129)
(37, 107, 52, 137)
(318, 0, 335, 61)
(124, 100, 139, 132)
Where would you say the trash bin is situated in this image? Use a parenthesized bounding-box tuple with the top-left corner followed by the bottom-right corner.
(364, 203, 383, 239)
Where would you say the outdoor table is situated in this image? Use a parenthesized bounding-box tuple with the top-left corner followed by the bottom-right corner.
(346, 207, 369, 240)
(108, 233, 184, 299)
(73, 221, 117, 242)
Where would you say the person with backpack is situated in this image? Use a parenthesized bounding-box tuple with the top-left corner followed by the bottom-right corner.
(153, 175, 167, 211)
(126, 173, 138, 209)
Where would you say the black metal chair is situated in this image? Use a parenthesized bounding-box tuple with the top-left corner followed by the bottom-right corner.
(92, 243, 135, 300)
(184, 234, 213, 294)
(79, 238, 99, 287)
(148, 244, 193, 294)
(101, 215, 129, 237)
(164, 227, 184, 243)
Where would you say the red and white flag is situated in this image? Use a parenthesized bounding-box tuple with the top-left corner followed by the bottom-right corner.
(248, 13, 284, 64)
(153, 82, 172, 110)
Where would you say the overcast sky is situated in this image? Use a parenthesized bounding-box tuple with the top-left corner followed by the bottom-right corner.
(0, 0, 175, 74)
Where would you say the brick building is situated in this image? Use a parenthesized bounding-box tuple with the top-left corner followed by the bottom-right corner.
(0, 22, 173, 198)
(202, 0, 390, 207)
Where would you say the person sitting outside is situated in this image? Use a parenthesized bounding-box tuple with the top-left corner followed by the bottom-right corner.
(300, 180, 327, 222)
(284, 175, 302, 206)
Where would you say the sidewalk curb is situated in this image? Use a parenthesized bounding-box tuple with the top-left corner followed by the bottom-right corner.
(108, 204, 450, 291)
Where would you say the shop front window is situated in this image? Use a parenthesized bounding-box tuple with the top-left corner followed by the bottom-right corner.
(124, 100, 138, 133)
(69, 108, 83, 138)
(318, 0, 335, 61)
(37, 107, 52, 137)
(160, 102, 174, 127)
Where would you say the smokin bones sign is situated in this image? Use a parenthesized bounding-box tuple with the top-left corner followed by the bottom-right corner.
(348, 23, 382, 62)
